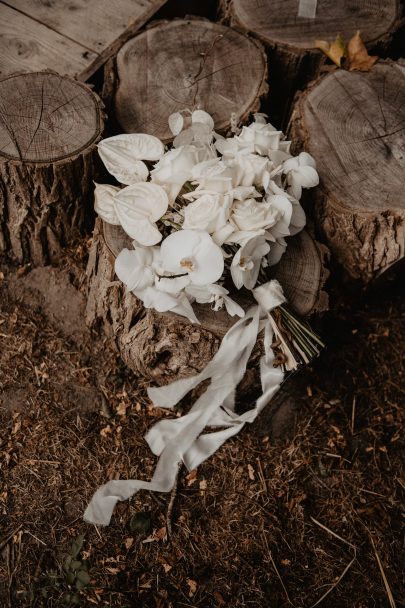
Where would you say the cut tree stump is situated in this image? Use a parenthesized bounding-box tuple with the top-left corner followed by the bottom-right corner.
(112, 19, 268, 140)
(221, 0, 401, 127)
(0, 71, 104, 266)
(289, 61, 405, 283)
(86, 219, 328, 384)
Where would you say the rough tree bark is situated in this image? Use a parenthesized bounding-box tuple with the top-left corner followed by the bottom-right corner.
(0, 71, 104, 266)
(220, 0, 401, 127)
(86, 220, 329, 384)
(111, 19, 268, 140)
(289, 61, 405, 283)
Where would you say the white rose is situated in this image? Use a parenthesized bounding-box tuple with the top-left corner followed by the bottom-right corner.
(230, 198, 279, 233)
(225, 153, 270, 188)
(237, 123, 282, 156)
(191, 159, 236, 193)
(150, 145, 199, 200)
(182, 193, 231, 234)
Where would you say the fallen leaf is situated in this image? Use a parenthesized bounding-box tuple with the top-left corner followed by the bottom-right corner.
(347, 30, 378, 71)
(100, 425, 112, 438)
(213, 591, 226, 605)
(247, 464, 255, 481)
(315, 35, 346, 67)
(124, 537, 134, 549)
(187, 578, 197, 597)
(199, 479, 207, 494)
(117, 402, 128, 417)
(186, 469, 198, 486)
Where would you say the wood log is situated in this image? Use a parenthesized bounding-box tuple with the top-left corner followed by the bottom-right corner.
(86, 219, 328, 384)
(112, 19, 268, 140)
(220, 0, 401, 127)
(0, 71, 104, 266)
(289, 61, 405, 283)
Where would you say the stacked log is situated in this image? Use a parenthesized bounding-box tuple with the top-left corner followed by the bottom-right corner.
(0, 71, 104, 266)
(290, 61, 405, 283)
(220, 0, 401, 127)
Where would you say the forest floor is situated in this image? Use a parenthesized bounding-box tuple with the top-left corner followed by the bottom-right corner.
(0, 242, 403, 608)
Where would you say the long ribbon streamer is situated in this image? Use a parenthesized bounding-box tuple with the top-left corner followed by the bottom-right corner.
(84, 281, 286, 526)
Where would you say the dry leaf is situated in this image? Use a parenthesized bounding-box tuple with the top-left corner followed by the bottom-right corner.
(315, 35, 346, 67)
(347, 30, 378, 71)
(199, 479, 207, 494)
(186, 469, 198, 486)
(213, 591, 226, 606)
(117, 402, 128, 417)
(247, 464, 255, 481)
(187, 578, 197, 597)
(124, 537, 134, 550)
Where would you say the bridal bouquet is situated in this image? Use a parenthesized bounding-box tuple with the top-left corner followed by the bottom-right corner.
(85, 110, 323, 525)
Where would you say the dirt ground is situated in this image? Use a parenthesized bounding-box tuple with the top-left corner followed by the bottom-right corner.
(0, 242, 404, 608)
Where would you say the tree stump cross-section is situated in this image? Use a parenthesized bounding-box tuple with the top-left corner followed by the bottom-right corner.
(0, 71, 105, 266)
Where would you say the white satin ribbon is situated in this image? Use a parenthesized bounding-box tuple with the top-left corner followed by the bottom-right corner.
(298, 0, 317, 18)
(84, 281, 286, 525)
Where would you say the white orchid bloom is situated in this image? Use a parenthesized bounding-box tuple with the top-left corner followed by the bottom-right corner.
(139, 286, 199, 324)
(267, 239, 287, 267)
(185, 284, 245, 317)
(94, 183, 121, 225)
(283, 152, 319, 200)
(98, 133, 164, 185)
(266, 180, 306, 237)
(231, 236, 270, 290)
(115, 247, 157, 292)
(265, 194, 293, 240)
(160, 230, 224, 286)
(114, 182, 168, 246)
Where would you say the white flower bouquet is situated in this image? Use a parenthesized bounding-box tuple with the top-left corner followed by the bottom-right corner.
(85, 110, 324, 525)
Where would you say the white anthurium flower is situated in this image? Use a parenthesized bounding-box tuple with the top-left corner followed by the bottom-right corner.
(115, 247, 157, 292)
(231, 236, 270, 290)
(138, 286, 199, 324)
(237, 123, 282, 156)
(94, 183, 121, 225)
(114, 182, 168, 246)
(182, 192, 232, 234)
(230, 198, 279, 233)
(160, 229, 224, 286)
(185, 284, 245, 317)
(283, 152, 319, 200)
(98, 133, 164, 185)
(267, 239, 287, 267)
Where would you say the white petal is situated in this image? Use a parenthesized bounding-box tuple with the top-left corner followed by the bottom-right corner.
(115, 182, 168, 222)
(283, 157, 299, 173)
(223, 295, 245, 317)
(289, 204, 306, 235)
(299, 152, 317, 168)
(139, 287, 199, 324)
(155, 275, 191, 294)
(168, 112, 184, 136)
(160, 230, 200, 274)
(192, 110, 215, 130)
(267, 240, 287, 266)
(115, 248, 154, 291)
(94, 183, 121, 224)
(297, 166, 319, 188)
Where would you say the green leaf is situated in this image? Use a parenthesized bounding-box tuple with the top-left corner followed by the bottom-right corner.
(71, 593, 81, 605)
(76, 570, 90, 586)
(70, 560, 82, 571)
(71, 535, 84, 558)
(64, 556, 72, 572)
(66, 571, 76, 585)
(129, 511, 151, 534)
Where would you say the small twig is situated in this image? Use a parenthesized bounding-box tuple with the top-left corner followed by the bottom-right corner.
(166, 463, 182, 539)
(368, 530, 397, 608)
(309, 516, 357, 608)
(351, 396, 356, 434)
(262, 532, 294, 606)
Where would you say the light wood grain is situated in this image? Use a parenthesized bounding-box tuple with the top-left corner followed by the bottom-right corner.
(114, 19, 268, 140)
(0, 0, 167, 80)
(0, 71, 104, 265)
(0, 3, 97, 78)
(290, 62, 405, 282)
(228, 0, 400, 49)
(6, 0, 166, 53)
(0, 72, 102, 161)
